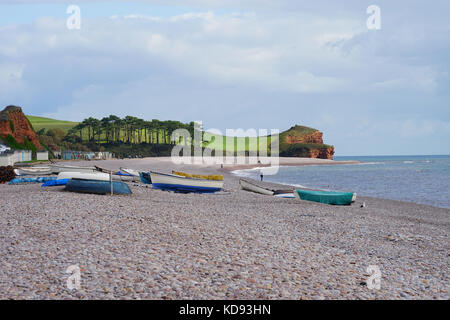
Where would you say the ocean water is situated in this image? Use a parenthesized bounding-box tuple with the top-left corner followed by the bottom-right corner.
(233, 155, 450, 209)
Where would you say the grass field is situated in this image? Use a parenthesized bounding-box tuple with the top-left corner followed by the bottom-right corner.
(203, 132, 276, 152)
(26, 115, 78, 133)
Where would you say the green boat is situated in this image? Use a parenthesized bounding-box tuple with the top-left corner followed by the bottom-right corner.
(294, 189, 356, 205)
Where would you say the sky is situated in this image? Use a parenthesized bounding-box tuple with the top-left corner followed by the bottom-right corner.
(0, 1, 449, 156)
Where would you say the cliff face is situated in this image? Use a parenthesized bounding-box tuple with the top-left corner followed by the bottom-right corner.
(279, 125, 334, 160)
(0, 106, 41, 150)
(307, 146, 335, 159)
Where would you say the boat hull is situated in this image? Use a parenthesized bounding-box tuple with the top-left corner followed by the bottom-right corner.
(239, 179, 274, 196)
(65, 179, 131, 195)
(15, 167, 52, 176)
(50, 164, 97, 174)
(150, 171, 223, 193)
(58, 172, 110, 181)
(294, 189, 355, 205)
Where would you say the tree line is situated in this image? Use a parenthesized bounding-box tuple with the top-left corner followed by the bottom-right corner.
(67, 115, 202, 146)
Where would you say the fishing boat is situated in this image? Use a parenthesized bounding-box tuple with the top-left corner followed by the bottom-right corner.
(172, 170, 223, 181)
(94, 166, 138, 182)
(120, 167, 140, 177)
(57, 171, 137, 182)
(14, 167, 52, 176)
(150, 171, 223, 193)
(65, 179, 131, 195)
(239, 179, 293, 196)
(57, 172, 111, 181)
(239, 179, 274, 195)
(49, 164, 97, 174)
(294, 189, 357, 205)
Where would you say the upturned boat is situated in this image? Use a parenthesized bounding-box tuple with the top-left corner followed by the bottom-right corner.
(294, 189, 356, 205)
(239, 179, 274, 195)
(57, 172, 111, 181)
(50, 164, 97, 174)
(150, 171, 223, 193)
(65, 179, 132, 195)
(14, 167, 52, 176)
(239, 179, 293, 197)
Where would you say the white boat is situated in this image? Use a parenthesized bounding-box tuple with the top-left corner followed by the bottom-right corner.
(14, 167, 52, 176)
(50, 164, 97, 174)
(120, 167, 140, 177)
(57, 172, 111, 181)
(274, 193, 296, 198)
(239, 179, 274, 196)
(150, 171, 223, 193)
(57, 171, 140, 183)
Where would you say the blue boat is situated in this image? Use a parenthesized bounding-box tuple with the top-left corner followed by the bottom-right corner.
(9, 177, 57, 185)
(139, 172, 152, 184)
(150, 171, 223, 194)
(42, 179, 69, 187)
(294, 189, 356, 205)
(65, 179, 132, 195)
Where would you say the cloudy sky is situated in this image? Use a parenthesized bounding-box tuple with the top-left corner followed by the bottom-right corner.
(0, 1, 449, 156)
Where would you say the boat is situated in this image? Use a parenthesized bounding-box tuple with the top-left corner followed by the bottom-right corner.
(120, 167, 140, 177)
(9, 176, 57, 185)
(274, 193, 296, 198)
(294, 189, 356, 205)
(41, 179, 69, 187)
(49, 164, 97, 174)
(65, 179, 132, 195)
(14, 167, 52, 176)
(150, 171, 223, 193)
(139, 172, 152, 184)
(57, 172, 111, 181)
(239, 179, 274, 195)
(172, 170, 223, 181)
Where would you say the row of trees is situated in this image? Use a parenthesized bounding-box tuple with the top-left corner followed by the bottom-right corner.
(67, 115, 202, 145)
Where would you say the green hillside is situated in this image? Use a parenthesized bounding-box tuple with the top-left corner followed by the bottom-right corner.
(25, 114, 333, 157)
(26, 115, 78, 133)
(279, 125, 317, 141)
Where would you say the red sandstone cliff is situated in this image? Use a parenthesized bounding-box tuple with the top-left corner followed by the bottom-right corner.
(0, 106, 41, 150)
(279, 125, 334, 160)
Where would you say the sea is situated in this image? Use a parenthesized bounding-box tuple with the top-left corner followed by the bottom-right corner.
(232, 155, 450, 209)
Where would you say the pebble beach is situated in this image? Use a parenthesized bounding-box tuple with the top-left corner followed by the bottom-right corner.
(0, 157, 449, 299)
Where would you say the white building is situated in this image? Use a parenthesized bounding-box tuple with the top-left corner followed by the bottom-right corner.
(0, 149, 32, 166)
(36, 150, 49, 161)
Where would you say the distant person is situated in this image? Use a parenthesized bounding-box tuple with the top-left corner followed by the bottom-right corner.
(260, 170, 264, 181)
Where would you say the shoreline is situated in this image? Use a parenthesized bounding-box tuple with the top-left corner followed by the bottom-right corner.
(1, 157, 448, 299)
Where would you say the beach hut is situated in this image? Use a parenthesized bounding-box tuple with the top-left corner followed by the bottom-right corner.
(36, 150, 49, 161)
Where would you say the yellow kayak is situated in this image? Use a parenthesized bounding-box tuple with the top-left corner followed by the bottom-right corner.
(172, 170, 223, 181)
